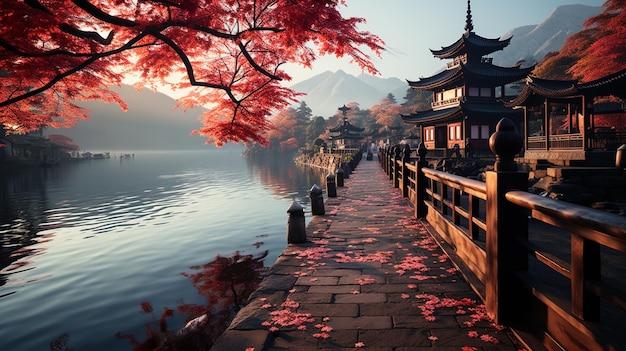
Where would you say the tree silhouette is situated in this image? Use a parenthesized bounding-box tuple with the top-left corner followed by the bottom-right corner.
(0, 1, 383, 145)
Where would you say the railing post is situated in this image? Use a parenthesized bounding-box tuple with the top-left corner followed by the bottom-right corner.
(393, 146, 401, 188)
(401, 144, 411, 197)
(388, 146, 394, 180)
(485, 118, 529, 324)
(415, 142, 429, 218)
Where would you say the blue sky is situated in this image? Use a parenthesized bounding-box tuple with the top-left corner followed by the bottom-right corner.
(284, 0, 605, 84)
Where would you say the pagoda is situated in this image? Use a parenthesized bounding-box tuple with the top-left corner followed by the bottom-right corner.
(402, 0, 534, 158)
(328, 105, 365, 149)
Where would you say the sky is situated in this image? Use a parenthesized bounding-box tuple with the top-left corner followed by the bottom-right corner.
(283, 0, 605, 84)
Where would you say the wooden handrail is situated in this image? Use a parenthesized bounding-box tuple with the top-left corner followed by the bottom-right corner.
(377, 120, 626, 350)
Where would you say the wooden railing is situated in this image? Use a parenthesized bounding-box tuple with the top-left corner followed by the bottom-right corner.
(528, 132, 626, 151)
(378, 118, 626, 351)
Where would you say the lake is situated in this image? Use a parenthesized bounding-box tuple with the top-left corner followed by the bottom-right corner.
(0, 149, 327, 351)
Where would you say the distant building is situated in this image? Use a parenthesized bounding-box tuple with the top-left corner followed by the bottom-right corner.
(505, 68, 626, 166)
(328, 105, 365, 149)
(401, 0, 534, 158)
(0, 126, 61, 166)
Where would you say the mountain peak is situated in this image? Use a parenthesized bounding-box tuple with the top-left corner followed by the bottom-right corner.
(290, 71, 407, 117)
(492, 4, 601, 68)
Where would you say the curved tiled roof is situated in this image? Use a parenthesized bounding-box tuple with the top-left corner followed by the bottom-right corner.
(407, 67, 462, 90)
(401, 101, 520, 125)
(461, 63, 535, 86)
(578, 68, 626, 98)
(430, 32, 511, 59)
(505, 69, 626, 106)
(401, 106, 463, 125)
(407, 63, 534, 91)
(328, 118, 365, 133)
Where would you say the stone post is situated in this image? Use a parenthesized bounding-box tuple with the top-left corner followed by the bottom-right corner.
(326, 173, 337, 198)
(336, 167, 344, 187)
(485, 118, 529, 324)
(287, 201, 306, 243)
(309, 184, 325, 215)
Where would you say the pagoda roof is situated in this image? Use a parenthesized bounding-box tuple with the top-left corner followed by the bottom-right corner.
(506, 68, 626, 107)
(329, 131, 365, 140)
(407, 63, 534, 91)
(402, 101, 520, 125)
(328, 118, 365, 133)
(430, 32, 511, 59)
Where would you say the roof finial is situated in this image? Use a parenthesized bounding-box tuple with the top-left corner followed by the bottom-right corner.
(464, 0, 474, 33)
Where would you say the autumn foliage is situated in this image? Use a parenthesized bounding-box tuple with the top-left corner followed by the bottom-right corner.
(0, 0, 383, 145)
(534, 0, 626, 82)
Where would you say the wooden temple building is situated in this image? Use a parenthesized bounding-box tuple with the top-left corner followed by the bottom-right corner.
(505, 68, 626, 166)
(402, 0, 534, 158)
(328, 105, 365, 149)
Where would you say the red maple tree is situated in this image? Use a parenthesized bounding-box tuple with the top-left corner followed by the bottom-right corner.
(568, 0, 626, 81)
(0, 0, 383, 145)
(534, 0, 626, 82)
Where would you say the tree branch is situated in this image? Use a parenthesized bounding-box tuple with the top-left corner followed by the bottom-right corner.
(0, 32, 150, 108)
(150, 31, 239, 103)
(237, 41, 282, 81)
(59, 24, 115, 45)
(70, 0, 137, 27)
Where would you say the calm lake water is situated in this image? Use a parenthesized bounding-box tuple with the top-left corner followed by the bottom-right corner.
(0, 149, 327, 351)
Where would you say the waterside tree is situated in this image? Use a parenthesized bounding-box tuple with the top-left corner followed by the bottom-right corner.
(0, 0, 384, 146)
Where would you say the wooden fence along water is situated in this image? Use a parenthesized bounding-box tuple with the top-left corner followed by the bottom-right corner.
(379, 118, 626, 351)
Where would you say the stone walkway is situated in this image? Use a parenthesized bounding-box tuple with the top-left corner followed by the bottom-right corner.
(211, 155, 525, 351)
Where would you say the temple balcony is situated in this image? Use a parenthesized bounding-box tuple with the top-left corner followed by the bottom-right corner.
(432, 96, 463, 110)
(447, 55, 467, 69)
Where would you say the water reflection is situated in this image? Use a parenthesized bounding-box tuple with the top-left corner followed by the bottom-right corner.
(0, 151, 320, 351)
(245, 153, 327, 209)
(0, 167, 56, 292)
(117, 250, 268, 351)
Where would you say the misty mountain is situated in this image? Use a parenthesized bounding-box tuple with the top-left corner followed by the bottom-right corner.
(48, 85, 212, 151)
(290, 70, 408, 117)
(491, 4, 602, 67)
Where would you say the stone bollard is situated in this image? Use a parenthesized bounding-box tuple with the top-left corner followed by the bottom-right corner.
(336, 167, 344, 187)
(287, 201, 306, 243)
(326, 173, 337, 197)
(309, 184, 325, 215)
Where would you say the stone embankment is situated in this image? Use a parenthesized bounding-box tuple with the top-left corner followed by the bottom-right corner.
(294, 151, 342, 173)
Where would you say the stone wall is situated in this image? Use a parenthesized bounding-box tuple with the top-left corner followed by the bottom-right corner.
(294, 151, 341, 173)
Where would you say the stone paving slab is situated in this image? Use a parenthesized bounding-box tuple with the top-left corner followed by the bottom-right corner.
(211, 156, 526, 351)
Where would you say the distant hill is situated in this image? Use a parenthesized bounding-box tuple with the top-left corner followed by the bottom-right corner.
(491, 4, 602, 67)
(290, 70, 408, 117)
(47, 85, 212, 151)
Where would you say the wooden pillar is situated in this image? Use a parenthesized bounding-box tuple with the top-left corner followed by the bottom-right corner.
(401, 144, 411, 198)
(393, 147, 401, 188)
(485, 118, 529, 324)
(571, 236, 601, 321)
(415, 142, 429, 219)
